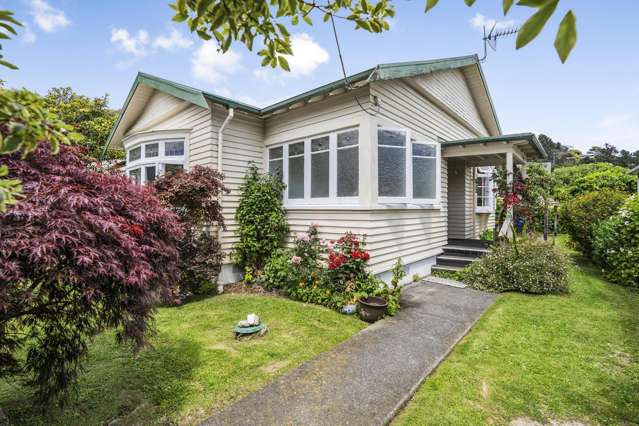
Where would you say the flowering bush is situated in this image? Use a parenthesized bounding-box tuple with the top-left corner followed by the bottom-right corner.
(560, 190, 628, 257)
(592, 195, 639, 288)
(153, 165, 229, 295)
(463, 238, 570, 294)
(260, 226, 402, 315)
(0, 144, 182, 405)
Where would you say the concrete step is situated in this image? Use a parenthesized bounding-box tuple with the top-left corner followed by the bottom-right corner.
(442, 244, 489, 257)
(436, 254, 479, 267)
(431, 264, 464, 273)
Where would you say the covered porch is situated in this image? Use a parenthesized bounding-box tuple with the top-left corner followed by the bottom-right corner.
(441, 132, 547, 240)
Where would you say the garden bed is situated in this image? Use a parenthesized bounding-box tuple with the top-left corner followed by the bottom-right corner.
(0, 294, 365, 425)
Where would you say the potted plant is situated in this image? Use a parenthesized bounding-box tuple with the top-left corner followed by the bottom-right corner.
(357, 296, 388, 322)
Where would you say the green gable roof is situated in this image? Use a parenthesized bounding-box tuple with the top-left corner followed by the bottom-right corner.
(104, 54, 501, 156)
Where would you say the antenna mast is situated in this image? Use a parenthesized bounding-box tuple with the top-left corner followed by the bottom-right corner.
(480, 23, 519, 62)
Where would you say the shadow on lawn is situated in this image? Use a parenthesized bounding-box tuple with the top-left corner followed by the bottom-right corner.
(0, 335, 204, 426)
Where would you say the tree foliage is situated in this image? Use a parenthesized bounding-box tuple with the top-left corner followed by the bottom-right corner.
(0, 144, 182, 405)
(172, 0, 579, 70)
(232, 164, 289, 275)
(42, 87, 121, 161)
(0, 88, 79, 211)
(561, 190, 628, 257)
(153, 165, 229, 295)
(551, 162, 636, 201)
(0, 10, 21, 70)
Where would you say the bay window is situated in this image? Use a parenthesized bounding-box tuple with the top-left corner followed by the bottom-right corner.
(377, 127, 440, 205)
(125, 138, 186, 185)
(268, 128, 359, 205)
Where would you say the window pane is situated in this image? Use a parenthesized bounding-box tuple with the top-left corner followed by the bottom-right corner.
(338, 147, 358, 197)
(269, 159, 283, 179)
(413, 157, 436, 199)
(129, 168, 141, 185)
(378, 129, 406, 147)
(145, 143, 159, 158)
(337, 130, 358, 148)
(289, 141, 304, 156)
(165, 164, 184, 175)
(412, 143, 436, 157)
(378, 146, 406, 197)
(165, 141, 184, 156)
(311, 136, 329, 152)
(269, 146, 283, 160)
(145, 166, 156, 183)
(129, 147, 141, 162)
(288, 156, 304, 199)
(311, 151, 329, 198)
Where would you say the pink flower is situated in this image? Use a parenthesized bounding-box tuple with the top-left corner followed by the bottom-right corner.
(296, 232, 310, 242)
(311, 222, 320, 229)
(291, 255, 302, 265)
(326, 241, 334, 250)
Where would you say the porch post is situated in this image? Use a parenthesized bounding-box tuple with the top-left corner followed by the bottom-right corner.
(499, 150, 514, 237)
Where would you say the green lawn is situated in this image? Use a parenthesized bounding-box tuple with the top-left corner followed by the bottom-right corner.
(0, 294, 365, 425)
(395, 240, 639, 425)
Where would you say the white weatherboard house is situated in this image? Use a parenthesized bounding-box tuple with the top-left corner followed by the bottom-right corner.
(104, 54, 547, 285)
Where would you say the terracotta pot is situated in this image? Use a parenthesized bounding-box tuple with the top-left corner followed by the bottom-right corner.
(357, 296, 388, 323)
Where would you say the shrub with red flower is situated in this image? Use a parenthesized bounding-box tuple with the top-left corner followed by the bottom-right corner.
(326, 232, 371, 292)
(0, 143, 183, 405)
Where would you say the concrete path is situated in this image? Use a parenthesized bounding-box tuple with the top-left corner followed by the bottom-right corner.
(202, 281, 496, 426)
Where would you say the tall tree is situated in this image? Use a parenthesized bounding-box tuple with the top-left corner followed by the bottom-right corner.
(537, 134, 581, 166)
(42, 87, 122, 161)
(171, 0, 580, 69)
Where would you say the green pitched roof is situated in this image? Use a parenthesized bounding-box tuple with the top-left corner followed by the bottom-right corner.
(442, 133, 548, 159)
(105, 54, 501, 156)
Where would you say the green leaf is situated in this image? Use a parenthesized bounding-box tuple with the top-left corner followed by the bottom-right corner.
(425, 0, 439, 12)
(464, 0, 476, 5)
(278, 55, 291, 72)
(0, 59, 17, 70)
(516, 0, 559, 49)
(503, 0, 515, 14)
(517, 0, 551, 7)
(554, 10, 577, 63)
(291, 15, 299, 25)
(302, 14, 312, 26)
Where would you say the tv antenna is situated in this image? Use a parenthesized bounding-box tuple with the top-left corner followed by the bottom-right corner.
(480, 23, 519, 62)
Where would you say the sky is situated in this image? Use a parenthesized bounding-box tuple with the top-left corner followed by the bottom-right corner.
(3, 0, 639, 152)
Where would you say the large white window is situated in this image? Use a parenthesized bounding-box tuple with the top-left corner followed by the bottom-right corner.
(475, 168, 495, 213)
(268, 128, 359, 205)
(377, 127, 440, 205)
(125, 138, 186, 185)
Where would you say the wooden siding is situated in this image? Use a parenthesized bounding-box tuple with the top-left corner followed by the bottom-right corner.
(410, 69, 489, 137)
(212, 106, 265, 257)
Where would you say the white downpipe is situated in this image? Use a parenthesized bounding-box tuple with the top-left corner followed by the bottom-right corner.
(216, 108, 234, 293)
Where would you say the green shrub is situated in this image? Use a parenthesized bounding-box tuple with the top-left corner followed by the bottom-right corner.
(552, 162, 635, 201)
(232, 164, 289, 274)
(479, 229, 494, 241)
(560, 190, 628, 257)
(592, 195, 639, 288)
(464, 238, 570, 294)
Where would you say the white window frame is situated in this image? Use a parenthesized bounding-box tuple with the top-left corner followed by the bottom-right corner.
(125, 138, 186, 185)
(475, 168, 494, 213)
(377, 126, 441, 206)
(266, 127, 360, 207)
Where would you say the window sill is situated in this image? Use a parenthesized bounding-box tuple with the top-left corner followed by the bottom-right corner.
(283, 203, 442, 211)
(475, 208, 494, 214)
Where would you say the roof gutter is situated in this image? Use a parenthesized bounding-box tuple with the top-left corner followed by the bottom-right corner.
(216, 107, 234, 293)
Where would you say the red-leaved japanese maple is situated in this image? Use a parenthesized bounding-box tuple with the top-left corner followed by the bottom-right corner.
(0, 144, 183, 405)
(153, 165, 229, 295)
